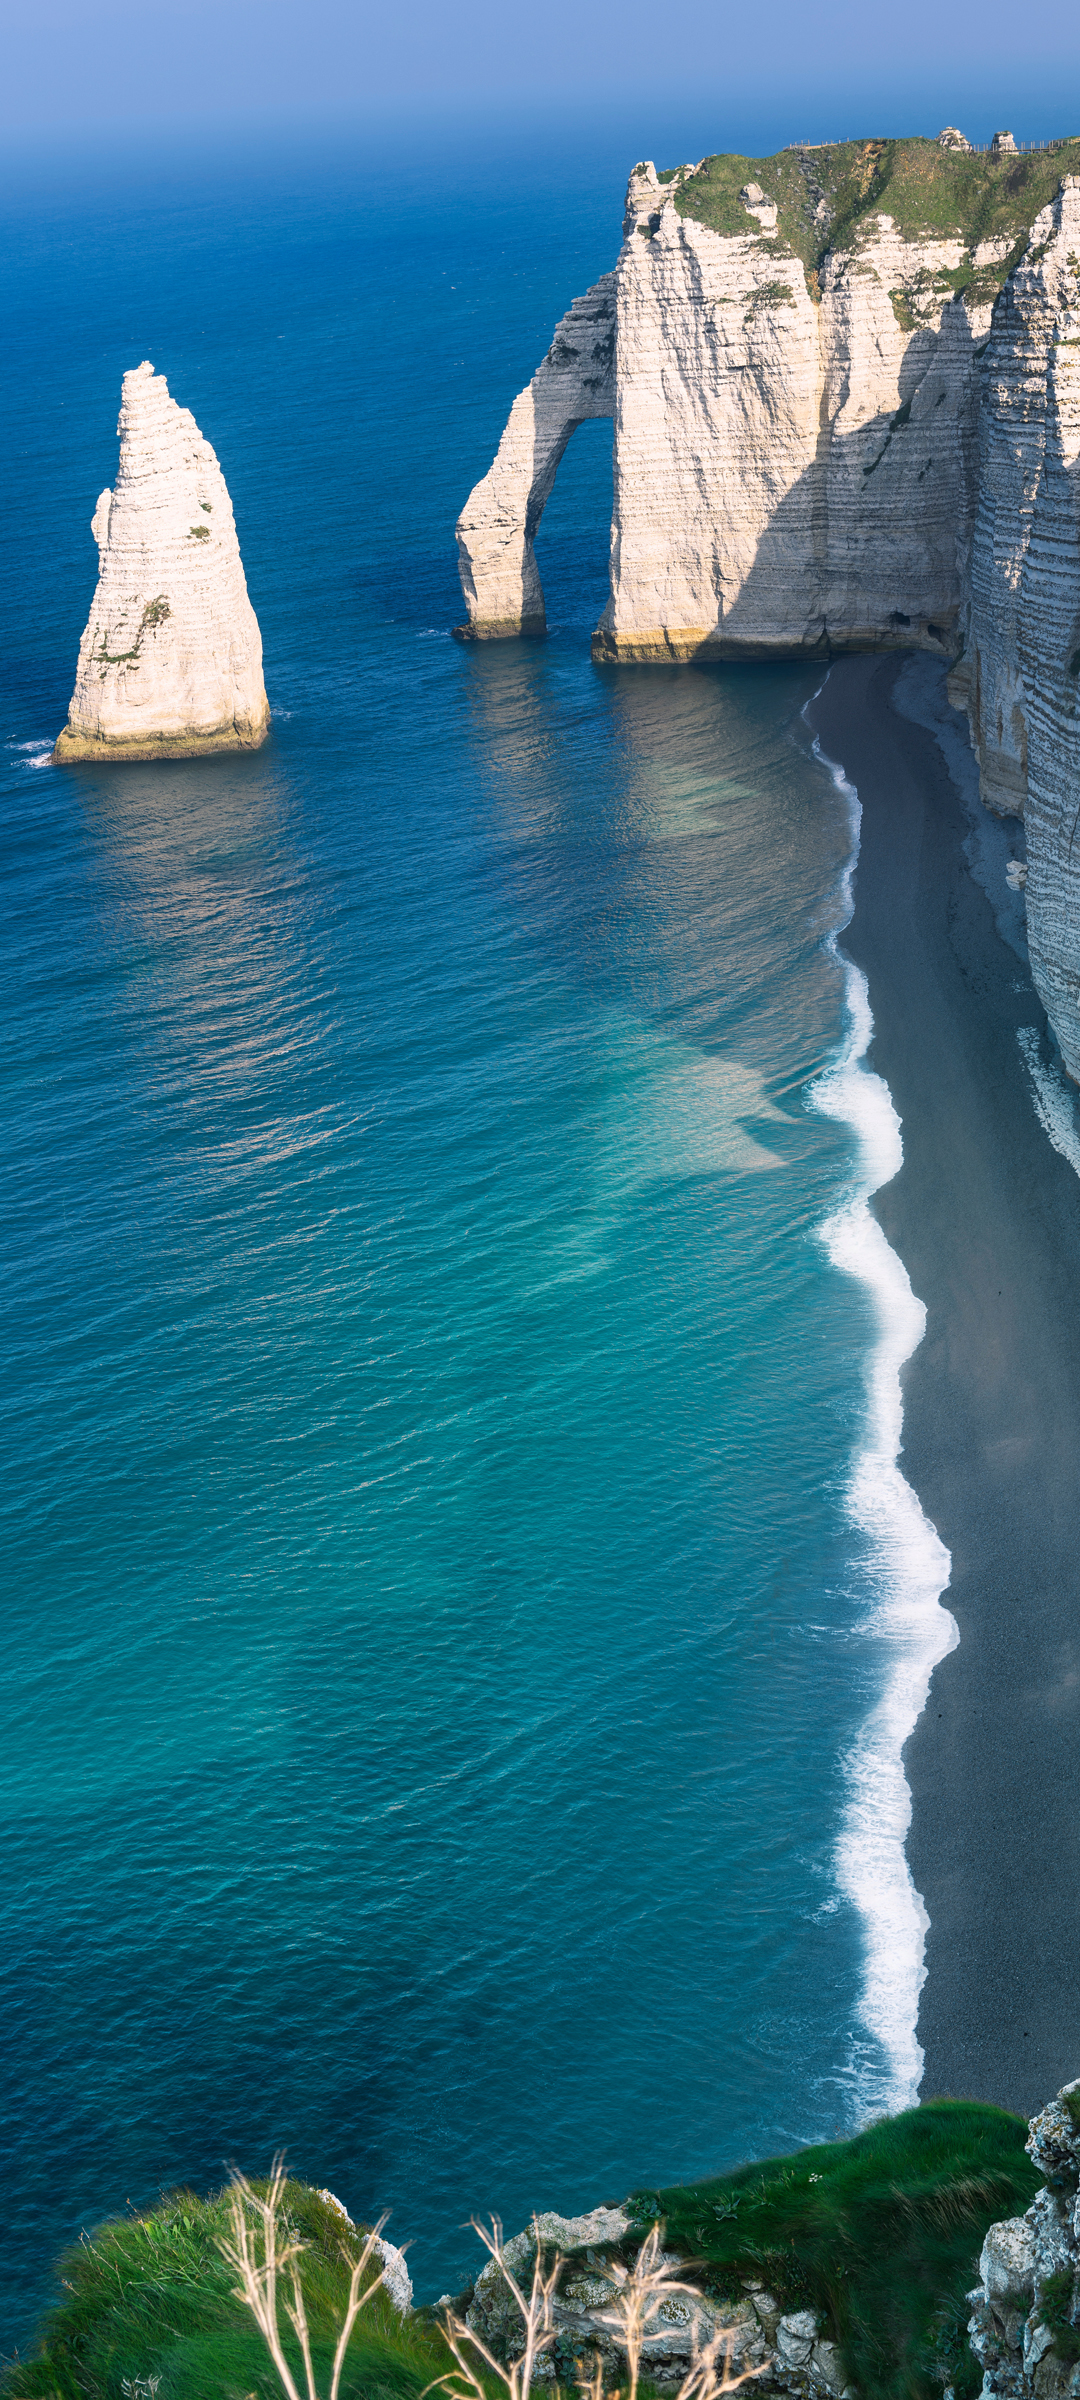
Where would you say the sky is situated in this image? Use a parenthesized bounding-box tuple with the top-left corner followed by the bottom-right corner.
(8, 0, 1080, 156)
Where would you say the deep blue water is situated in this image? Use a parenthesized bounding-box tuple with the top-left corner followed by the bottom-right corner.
(2, 130, 904, 2347)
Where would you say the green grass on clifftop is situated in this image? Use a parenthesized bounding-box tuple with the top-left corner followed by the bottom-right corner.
(1, 2182, 448, 2400)
(3, 2107, 1042, 2400)
(668, 136, 1080, 296)
(626, 2099, 1041, 2400)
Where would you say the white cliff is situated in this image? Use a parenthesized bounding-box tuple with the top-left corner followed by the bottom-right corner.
(54, 362, 269, 763)
(457, 134, 1080, 1076)
(456, 148, 1005, 661)
(594, 198, 989, 661)
(957, 179, 1080, 1077)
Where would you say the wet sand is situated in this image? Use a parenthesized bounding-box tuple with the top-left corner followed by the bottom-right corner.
(811, 653, 1080, 2113)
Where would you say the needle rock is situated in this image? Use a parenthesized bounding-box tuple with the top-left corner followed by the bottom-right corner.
(53, 361, 269, 764)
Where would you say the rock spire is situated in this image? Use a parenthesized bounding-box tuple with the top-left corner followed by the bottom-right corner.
(53, 362, 269, 764)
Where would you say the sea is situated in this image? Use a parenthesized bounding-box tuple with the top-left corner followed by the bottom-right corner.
(0, 122, 955, 2346)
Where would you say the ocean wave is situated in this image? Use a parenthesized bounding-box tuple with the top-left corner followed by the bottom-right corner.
(7, 740, 55, 770)
(806, 724, 956, 2118)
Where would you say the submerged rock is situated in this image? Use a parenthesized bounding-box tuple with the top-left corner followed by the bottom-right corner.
(53, 361, 269, 764)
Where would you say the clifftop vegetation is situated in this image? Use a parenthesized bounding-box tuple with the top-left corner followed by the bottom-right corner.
(1, 2181, 441, 2400)
(3, 2103, 1040, 2400)
(627, 2100, 1040, 2400)
(668, 136, 1080, 295)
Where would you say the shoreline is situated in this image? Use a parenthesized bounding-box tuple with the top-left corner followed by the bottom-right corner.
(805, 724, 955, 2115)
(810, 654, 1080, 2112)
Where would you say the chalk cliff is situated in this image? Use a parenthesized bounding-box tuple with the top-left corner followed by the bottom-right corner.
(956, 179, 1080, 1077)
(456, 134, 1080, 1074)
(54, 362, 269, 764)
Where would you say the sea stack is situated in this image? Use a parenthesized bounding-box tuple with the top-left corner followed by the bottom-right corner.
(53, 362, 269, 764)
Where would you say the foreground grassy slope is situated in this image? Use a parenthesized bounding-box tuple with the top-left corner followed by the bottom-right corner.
(2, 2182, 448, 2400)
(4, 2106, 1040, 2400)
(666, 137, 1080, 299)
(627, 2100, 1041, 2400)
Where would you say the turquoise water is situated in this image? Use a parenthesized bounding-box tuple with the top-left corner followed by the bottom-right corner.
(2, 132, 903, 2343)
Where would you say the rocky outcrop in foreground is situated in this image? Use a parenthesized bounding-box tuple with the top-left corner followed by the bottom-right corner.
(462, 2205, 850, 2399)
(970, 2082, 1080, 2400)
(54, 361, 269, 763)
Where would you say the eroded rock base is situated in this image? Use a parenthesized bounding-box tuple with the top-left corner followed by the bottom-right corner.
(53, 713, 270, 764)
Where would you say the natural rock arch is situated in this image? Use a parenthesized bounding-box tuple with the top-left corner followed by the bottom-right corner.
(453, 275, 616, 641)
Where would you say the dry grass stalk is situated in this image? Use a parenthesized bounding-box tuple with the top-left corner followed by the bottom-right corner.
(591, 2224, 769, 2400)
(430, 2219, 770, 2400)
(429, 2217, 562, 2400)
(217, 2153, 390, 2400)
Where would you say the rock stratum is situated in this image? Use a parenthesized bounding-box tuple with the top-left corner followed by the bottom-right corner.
(53, 361, 269, 764)
(456, 135, 1080, 1077)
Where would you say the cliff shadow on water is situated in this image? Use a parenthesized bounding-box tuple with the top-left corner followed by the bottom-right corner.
(811, 653, 1080, 2115)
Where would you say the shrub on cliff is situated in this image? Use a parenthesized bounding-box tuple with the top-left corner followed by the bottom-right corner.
(627, 2099, 1041, 2400)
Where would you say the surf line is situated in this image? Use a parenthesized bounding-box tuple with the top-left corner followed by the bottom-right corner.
(805, 703, 957, 2118)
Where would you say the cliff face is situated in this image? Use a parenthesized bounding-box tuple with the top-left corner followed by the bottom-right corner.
(959, 180, 1080, 1076)
(455, 136, 1075, 659)
(456, 136, 1080, 1077)
(54, 362, 269, 763)
(597, 189, 990, 662)
(458, 169, 993, 661)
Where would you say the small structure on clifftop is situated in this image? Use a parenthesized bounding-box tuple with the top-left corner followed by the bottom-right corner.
(53, 362, 269, 764)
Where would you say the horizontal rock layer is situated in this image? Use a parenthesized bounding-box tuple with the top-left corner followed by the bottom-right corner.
(54, 361, 269, 764)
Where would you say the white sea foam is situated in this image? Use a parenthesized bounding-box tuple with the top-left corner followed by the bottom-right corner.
(8, 739, 54, 768)
(1017, 1025, 1080, 1175)
(806, 721, 957, 2117)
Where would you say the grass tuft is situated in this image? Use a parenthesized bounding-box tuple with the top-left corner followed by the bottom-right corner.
(2, 2181, 445, 2400)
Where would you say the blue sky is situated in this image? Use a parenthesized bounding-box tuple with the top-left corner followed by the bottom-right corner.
(10, 0, 1080, 160)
